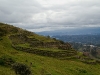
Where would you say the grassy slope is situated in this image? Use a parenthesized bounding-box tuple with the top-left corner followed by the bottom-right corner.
(0, 36, 100, 75)
(0, 23, 100, 75)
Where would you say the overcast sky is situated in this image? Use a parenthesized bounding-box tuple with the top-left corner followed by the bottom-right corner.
(0, 0, 100, 32)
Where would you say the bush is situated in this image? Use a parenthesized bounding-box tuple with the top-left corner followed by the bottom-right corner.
(0, 38, 3, 41)
(12, 63, 32, 75)
(0, 55, 15, 66)
(76, 68, 87, 73)
(0, 27, 7, 36)
(59, 40, 65, 44)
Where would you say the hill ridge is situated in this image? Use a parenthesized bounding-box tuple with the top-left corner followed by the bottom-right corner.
(0, 23, 77, 58)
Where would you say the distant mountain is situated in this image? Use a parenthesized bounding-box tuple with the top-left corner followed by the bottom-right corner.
(37, 27, 100, 36)
(53, 35, 100, 45)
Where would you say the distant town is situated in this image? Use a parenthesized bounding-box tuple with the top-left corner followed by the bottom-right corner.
(53, 34, 100, 59)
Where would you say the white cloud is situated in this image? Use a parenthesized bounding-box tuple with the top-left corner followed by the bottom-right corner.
(0, 0, 100, 32)
(37, 0, 67, 7)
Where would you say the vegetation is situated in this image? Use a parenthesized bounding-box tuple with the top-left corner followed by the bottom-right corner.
(0, 55, 15, 66)
(12, 63, 32, 75)
(0, 23, 100, 75)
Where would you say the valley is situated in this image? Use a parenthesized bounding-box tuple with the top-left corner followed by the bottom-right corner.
(53, 35, 100, 60)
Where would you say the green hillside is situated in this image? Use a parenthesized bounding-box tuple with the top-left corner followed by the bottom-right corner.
(0, 23, 100, 75)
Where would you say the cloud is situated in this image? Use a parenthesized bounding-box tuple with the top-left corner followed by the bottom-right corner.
(0, 0, 100, 32)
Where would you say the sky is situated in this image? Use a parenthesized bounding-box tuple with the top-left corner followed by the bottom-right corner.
(0, 0, 100, 32)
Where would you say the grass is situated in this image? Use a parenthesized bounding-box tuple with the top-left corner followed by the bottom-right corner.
(28, 34, 56, 42)
(0, 36, 100, 75)
(33, 47, 64, 52)
(0, 66, 15, 75)
(16, 43, 30, 48)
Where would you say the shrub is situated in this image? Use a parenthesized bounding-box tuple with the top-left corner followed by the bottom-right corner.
(12, 63, 32, 75)
(0, 38, 3, 41)
(59, 40, 65, 44)
(0, 55, 15, 66)
(76, 68, 87, 73)
(0, 27, 7, 36)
